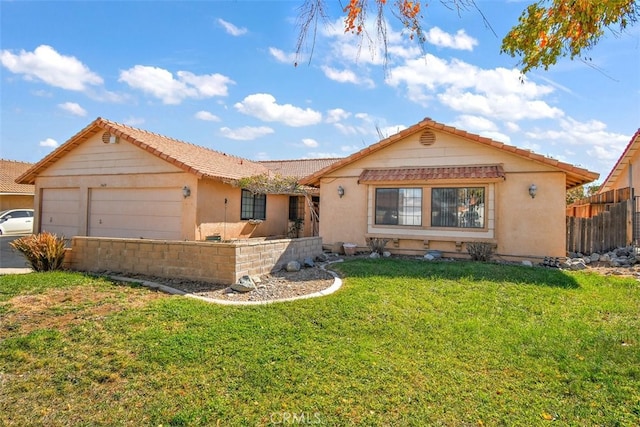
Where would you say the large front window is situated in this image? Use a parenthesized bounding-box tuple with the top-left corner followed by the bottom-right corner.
(431, 187, 484, 228)
(375, 188, 422, 226)
(241, 189, 266, 220)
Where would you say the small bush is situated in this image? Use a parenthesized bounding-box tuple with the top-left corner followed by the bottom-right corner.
(10, 232, 67, 272)
(466, 242, 494, 262)
(367, 237, 390, 254)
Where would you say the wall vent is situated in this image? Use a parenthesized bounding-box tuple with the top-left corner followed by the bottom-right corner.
(419, 130, 436, 146)
(101, 132, 119, 144)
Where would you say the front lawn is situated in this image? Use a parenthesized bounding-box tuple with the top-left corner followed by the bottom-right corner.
(1, 259, 639, 426)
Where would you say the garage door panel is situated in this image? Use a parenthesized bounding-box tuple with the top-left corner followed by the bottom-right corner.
(41, 188, 80, 237)
(89, 188, 182, 240)
(90, 200, 182, 217)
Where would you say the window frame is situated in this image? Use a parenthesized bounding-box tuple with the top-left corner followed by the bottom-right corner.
(374, 187, 423, 227)
(241, 189, 267, 220)
(430, 186, 485, 229)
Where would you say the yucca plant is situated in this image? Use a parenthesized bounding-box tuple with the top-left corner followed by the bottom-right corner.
(10, 232, 67, 272)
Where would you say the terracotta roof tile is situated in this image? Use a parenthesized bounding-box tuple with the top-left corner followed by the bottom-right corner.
(17, 118, 271, 184)
(299, 117, 599, 189)
(0, 159, 35, 194)
(260, 158, 343, 178)
(358, 165, 505, 183)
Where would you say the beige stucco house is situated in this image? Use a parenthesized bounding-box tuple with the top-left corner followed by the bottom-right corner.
(598, 129, 640, 195)
(300, 118, 599, 260)
(1, 159, 34, 211)
(16, 118, 335, 242)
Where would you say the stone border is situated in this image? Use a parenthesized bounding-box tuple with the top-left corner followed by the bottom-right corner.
(110, 260, 344, 306)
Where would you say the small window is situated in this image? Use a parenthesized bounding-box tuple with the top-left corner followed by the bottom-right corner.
(375, 188, 422, 226)
(289, 196, 305, 221)
(431, 187, 484, 228)
(241, 189, 266, 220)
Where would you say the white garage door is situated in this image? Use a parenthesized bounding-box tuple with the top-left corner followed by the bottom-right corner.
(89, 188, 183, 240)
(41, 188, 81, 238)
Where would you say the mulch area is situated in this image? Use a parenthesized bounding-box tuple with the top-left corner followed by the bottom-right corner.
(117, 265, 338, 303)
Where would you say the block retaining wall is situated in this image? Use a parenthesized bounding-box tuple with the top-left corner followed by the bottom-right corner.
(67, 236, 323, 285)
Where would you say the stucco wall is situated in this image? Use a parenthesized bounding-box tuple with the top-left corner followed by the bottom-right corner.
(67, 236, 323, 285)
(316, 129, 570, 259)
(196, 179, 291, 240)
(0, 195, 34, 211)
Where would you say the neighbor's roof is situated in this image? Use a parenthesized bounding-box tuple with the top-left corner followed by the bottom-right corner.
(260, 158, 343, 178)
(299, 117, 599, 189)
(1, 159, 35, 194)
(17, 118, 270, 184)
(598, 128, 640, 193)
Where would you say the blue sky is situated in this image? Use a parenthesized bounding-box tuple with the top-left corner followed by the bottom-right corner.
(1, 1, 639, 182)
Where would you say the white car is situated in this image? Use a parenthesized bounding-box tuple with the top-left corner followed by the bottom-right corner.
(0, 209, 34, 235)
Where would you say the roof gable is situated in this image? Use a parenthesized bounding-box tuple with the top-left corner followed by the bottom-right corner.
(599, 128, 640, 193)
(17, 118, 270, 185)
(0, 159, 35, 194)
(299, 118, 599, 189)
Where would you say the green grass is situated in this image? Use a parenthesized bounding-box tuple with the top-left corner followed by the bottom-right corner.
(1, 260, 639, 426)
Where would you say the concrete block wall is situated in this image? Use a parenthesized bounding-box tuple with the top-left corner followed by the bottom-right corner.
(68, 236, 323, 285)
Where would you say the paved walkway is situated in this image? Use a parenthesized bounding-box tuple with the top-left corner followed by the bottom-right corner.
(0, 268, 32, 275)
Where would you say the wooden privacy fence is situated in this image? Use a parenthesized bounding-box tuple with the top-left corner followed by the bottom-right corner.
(566, 199, 633, 255)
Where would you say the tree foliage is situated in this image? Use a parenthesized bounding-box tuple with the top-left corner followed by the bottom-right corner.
(566, 183, 601, 205)
(297, 0, 639, 73)
(501, 0, 639, 74)
(236, 173, 307, 195)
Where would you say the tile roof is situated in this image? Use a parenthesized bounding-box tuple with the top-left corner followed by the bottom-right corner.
(17, 118, 271, 185)
(299, 117, 599, 190)
(0, 159, 35, 194)
(358, 165, 505, 183)
(598, 128, 640, 193)
(260, 158, 343, 178)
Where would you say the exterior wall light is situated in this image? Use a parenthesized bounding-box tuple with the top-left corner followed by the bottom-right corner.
(182, 185, 191, 198)
(529, 184, 537, 199)
(337, 185, 345, 198)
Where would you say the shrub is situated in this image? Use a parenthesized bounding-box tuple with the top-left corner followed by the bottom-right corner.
(10, 232, 67, 272)
(367, 237, 390, 254)
(466, 242, 494, 262)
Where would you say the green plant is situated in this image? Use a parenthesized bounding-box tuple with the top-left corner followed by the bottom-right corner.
(466, 241, 495, 262)
(367, 237, 390, 254)
(9, 232, 67, 272)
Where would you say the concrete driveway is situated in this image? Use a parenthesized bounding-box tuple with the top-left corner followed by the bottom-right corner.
(0, 234, 32, 273)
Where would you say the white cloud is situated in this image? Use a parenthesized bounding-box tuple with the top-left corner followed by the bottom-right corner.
(425, 27, 478, 51)
(321, 65, 374, 88)
(58, 102, 87, 116)
(302, 138, 319, 148)
(218, 18, 248, 36)
(220, 126, 274, 140)
(269, 47, 296, 64)
(195, 110, 221, 122)
(119, 66, 234, 104)
(0, 45, 103, 91)
(524, 117, 630, 170)
(234, 93, 322, 127)
(326, 108, 351, 123)
(124, 117, 145, 126)
(386, 54, 563, 121)
(39, 137, 58, 148)
(341, 144, 361, 152)
(378, 124, 408, 138)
